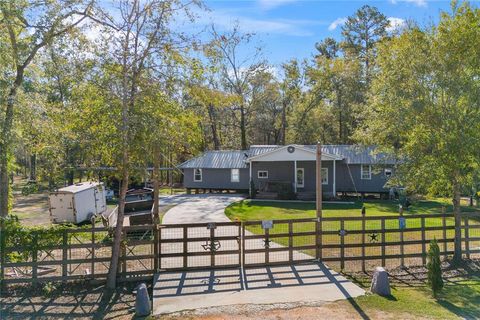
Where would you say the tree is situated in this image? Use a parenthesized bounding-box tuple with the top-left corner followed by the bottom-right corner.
(359, 2, 480, 262)
(0, 0, 98, 217)
(86, 0, 201, 289)
(205, 25, 266, 150)
(427, 238, 444, 297)
(341, 5, 389, 84)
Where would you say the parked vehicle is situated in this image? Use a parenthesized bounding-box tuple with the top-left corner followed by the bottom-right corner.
(105, 188, 115, 201)
(49, 182, 107, 224)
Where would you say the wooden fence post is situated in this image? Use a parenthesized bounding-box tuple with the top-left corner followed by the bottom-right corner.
(464, 216, 470, 259)
(32, 232, 38, 284)
(442, 211, 447, 256)
(265, 228, 270, 265)
(340, 219, 345, 270)
(421, 217, 426, 265)
(210, 226, 215, 268)
(400, 207, 405, 267)
(153, 225, 159, 273)
(288, 222, 293, 263)
(361, 208, 366, 272)
(183, 226, 188, 269)
(62, 230, 68, 282)
(381, 218, 386, 267)
(91, 220, 95, 279)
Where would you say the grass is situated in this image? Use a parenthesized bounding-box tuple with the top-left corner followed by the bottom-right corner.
(226, 198, 478, 221)
(342, 274, 480, 320)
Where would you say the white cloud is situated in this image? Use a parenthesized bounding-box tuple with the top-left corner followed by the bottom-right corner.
(387, 17, 406, 32)
(192, 8, 323, 37)
(389, 0, 427, 7)
(328, 17, 347, 31)
(258, 0, 298, 10)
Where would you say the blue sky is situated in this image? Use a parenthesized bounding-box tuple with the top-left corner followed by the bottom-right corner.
(195, 0, 457, 65)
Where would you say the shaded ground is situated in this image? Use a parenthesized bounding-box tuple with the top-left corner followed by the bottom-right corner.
(161, 260, 480, 320)
(0, 282, 140, 320)
(2, 262, 480, 319)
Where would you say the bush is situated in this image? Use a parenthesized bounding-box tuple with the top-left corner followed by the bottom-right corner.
(427, 238, 444, 297)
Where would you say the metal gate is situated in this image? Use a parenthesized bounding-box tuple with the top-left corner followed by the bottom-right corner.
(156, 219, 320, 271)
(157, 221, 242, 271)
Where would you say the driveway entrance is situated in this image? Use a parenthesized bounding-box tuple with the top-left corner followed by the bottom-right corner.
(153, 194, 365, 315)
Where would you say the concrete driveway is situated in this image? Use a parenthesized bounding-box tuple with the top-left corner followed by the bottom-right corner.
(161, 194, 245, 224)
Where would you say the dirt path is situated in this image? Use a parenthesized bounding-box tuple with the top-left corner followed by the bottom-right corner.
(160, 300, 420, 320)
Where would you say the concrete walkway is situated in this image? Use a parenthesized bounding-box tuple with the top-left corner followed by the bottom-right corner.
(152, 262, 365, 315)
(161, 194, 245, 224)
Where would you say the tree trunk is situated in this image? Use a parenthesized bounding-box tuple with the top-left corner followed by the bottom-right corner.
(207, 103, 221, 150)
(106, 169, 128, 289)
(240, 104, 247, 150)
(0, 78, 21, 217)
(452, 183, 462, 263)
(29, 154, 37, 181)
(281, 101, 287, 145)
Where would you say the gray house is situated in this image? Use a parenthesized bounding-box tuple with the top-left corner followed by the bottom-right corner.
(179, 145, 395, 199)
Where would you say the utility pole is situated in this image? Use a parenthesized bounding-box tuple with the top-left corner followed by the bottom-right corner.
(316, 142, 322, 260)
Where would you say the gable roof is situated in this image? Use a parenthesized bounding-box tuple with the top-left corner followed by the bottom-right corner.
(178, 145, 395, 169)
(246, 144, 343, 162)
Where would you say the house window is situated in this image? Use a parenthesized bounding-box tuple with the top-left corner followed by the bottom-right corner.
(258, 170, 268, 179)
(296, 168, 304, 188)
(385, 168, 392, 178)
(231, 169, 240, 182)
(361, 165, 372, 180)
(194, 168, 202, 182)
(321, 168, 328, 185)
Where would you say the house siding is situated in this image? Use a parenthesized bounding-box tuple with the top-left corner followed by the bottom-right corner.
(251, 161, 295, 191)
(335, 163, 389, 193)
(183, 168, 249, 190)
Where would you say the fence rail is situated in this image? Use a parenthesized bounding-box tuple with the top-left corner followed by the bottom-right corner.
(1, 212, 480, 285)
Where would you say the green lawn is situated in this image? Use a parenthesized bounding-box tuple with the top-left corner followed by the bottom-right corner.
(226, 198, 478, 221)
(344, 276, 480, 319)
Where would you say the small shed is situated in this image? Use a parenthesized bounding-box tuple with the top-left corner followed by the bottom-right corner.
(49, 182, 107, 224)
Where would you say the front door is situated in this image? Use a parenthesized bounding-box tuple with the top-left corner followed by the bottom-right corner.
(296, 168, 304, 188)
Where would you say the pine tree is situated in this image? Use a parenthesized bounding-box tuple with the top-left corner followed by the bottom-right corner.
(427, 238, 444, 297)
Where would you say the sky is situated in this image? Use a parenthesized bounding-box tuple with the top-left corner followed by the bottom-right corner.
(193, 0, 458, 66)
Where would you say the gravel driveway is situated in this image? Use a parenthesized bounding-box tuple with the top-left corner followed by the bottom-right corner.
(161, 194, 245, 224)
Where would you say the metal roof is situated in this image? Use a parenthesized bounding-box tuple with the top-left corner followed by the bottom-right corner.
(180, 145, 395, 169)
(304, 145, 396, 165)
(178, 150, 249, 169)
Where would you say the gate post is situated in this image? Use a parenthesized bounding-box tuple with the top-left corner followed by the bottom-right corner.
(153, 225, 159, 273)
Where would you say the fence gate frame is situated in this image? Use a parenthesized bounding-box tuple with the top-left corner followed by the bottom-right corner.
(155, 221, 242, 272)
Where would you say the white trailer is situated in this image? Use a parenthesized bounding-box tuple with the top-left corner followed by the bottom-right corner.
(49, 182, 107, 224)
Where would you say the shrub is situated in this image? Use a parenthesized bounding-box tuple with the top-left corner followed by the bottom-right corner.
(427, 238, 444, 297)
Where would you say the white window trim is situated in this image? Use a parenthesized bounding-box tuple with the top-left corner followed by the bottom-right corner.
(361, 165, 372, 180)
(321, 167, 328, 185)
(258, 170, 268, 179)
(296, 168, 304, 188)
(194, 168, 202, 182)
(231, 168, 240, 183)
